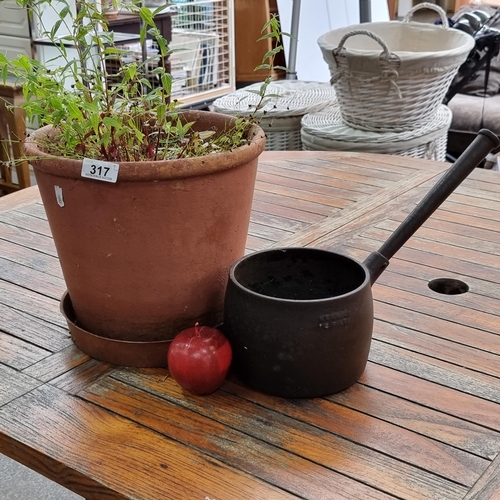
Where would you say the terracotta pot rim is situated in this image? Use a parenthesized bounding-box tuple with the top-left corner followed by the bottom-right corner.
(25, 110, 266, 181)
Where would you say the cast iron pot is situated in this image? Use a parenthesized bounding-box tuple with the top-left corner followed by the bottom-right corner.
(223, 129, 500, 398)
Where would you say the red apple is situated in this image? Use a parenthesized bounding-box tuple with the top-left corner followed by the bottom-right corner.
(167, 323, 232, 395)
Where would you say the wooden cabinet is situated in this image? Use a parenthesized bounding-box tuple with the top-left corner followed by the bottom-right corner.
(234, 0, 285, 85)
(0, 2, 31, 193)
(0, 79, 30, 194)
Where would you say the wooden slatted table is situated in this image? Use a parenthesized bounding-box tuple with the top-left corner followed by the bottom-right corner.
(1, 150, 500, 500)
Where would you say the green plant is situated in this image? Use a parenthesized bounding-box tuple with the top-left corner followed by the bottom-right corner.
(0, 0, 288, 162)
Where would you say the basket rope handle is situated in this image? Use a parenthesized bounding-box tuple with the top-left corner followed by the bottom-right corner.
(334, 29, 392, 60)
(402, 2, 449, 28)
(331, 30, 402, 99)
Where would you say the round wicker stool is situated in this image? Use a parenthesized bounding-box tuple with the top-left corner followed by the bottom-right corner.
(301, 104, 452, 161)
(212, 81, 337, 151)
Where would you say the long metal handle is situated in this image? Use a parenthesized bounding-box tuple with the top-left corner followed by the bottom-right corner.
(364, 129, 500, 284)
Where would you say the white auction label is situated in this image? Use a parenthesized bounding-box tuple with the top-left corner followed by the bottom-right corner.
(81, 158, 119, 183)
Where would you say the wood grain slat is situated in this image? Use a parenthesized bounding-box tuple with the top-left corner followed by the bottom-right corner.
(0, 221, 58, 257)
(376, 218, 500, 253)
(369, 340, 500, 403)
(250, 198, 326, 224)
(339, 240, 500, 290)
(460, 168, 500, 185)
(414, 207, 500, 233)
(267, 151, 438, 176)
(328, 152, 448, 172)
(335, 242, 500, 304)
(271, 169, 444, 249)
(257, 171, 369, 202)
(0, 331, 50, 370)
(81, 376, 397, 500)
(0, 257, 65, 300)
(328, 383, 500, 459)
(254, 180, 353, 209)
(0, 384, 298, 500)
(245, 233, 274, 252)
(373, 319, 500, 379)
(377, 211, 500, 246)
(261, 158, 399, 188)
(457, 167, 500, 190)
(112, 369, 469, 500)
(49, 358, 115, 395)
(436, 197, 500, 220)
(258, 163, 380, 194)
(0, 209, 53, 237)
(0, 186, 41, 213)
(0, 363, 41, 406)
(252, 189, 340, 216)
(22, 345, 90, 383)
(372, 282, 500, 337)
(0, 239, 62, 278)
(449, 188, 498, 210)
(14, 202, 48, 220)
(375, 270, 500, 321)
(247, 220, 294, 242)
(0, 280, 65, 329)
(250, 209, 311, 233)
(219, 383, 487, 488)
(0, 302, 71, 353)
(464, 453, 500, 500)
(265, 151, 434, 176)
(361, 363, 500, 432)
(373, 300, 500, 356)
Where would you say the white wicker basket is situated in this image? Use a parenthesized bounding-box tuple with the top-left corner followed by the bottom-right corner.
(317, 3, 474, 133)
(301, 104, 452, 161)
(212, 81, 337, 151)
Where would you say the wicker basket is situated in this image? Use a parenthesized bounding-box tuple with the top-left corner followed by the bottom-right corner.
(317, 3, 474, 132)
(301, 104, 452, 161)
(212, 81, 337, 151)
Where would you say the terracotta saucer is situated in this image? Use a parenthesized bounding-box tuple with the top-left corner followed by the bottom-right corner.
(60, 291, 171, 367)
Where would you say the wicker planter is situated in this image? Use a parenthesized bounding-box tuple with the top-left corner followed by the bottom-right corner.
(25, 110, 266, 367)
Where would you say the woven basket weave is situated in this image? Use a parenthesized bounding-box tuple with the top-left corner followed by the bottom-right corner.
(212, 81, 337, 151)
(317, 3, 474, 132)
(301, 104, 452, 161)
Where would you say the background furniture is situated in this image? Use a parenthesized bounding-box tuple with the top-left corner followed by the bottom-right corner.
(0, 0, 31, 61)
(2, 151, 500, 499)
(104, 11, 174, 90)
(455, 0, 500, 10)
(0, 79, 30, 194)
(388, 0, 398, 18)
(445, 4, 500, 158)
(234, 0, 285, 86)
(168, 0, 235, 106)
(0, 0, 234, 108)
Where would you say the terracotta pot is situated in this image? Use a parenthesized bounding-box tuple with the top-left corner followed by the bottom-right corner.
(26, 110, 265, 366)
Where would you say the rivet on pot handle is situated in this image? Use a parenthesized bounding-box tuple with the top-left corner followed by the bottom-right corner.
(364, 129, 500, 284)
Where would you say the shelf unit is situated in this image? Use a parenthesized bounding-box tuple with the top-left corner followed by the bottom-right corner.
(0, 0, 236, 108)
(167, 0, 236, 106)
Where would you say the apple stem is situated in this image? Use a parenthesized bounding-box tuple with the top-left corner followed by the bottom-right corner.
(195, 322, 200, 336)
